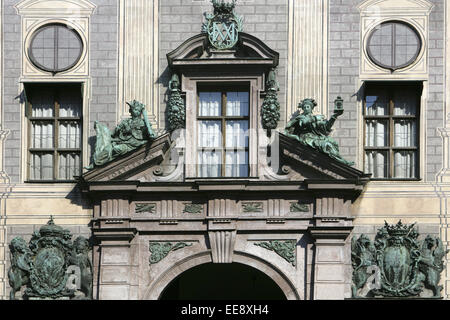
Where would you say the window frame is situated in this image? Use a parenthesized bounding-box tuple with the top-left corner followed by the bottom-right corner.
(28, 23, 83, 74)
(366, 21, 422, 71)
(26, 83, 83, 182)
(363, 82, 422, 181)
(196, 83, 250, 178)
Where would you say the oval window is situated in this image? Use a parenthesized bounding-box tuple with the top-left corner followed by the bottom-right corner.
(367, 21, 421, 70)
(29, 24, 83, 73)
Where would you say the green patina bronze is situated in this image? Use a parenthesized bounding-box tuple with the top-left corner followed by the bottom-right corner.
(149, 242, 193, 264)
(289, 202, 309, 213)
(8, 217, 93, 300)
(167, 74, 185, 132)
(68, 236, 93, 299)
(285, 97, 354, 166)
(183, 204, 203, 214)
(242, 202, 263, 213)
(261, 68, 281, 133)
(254, 240, 296, 266)
(85, 100, 156, 170)
(202, 0, 243, 50)
(351, 220, 449, 298)
(135, 203, 156, 214)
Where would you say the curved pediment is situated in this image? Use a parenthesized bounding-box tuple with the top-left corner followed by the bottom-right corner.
(167, 32, 279, 69)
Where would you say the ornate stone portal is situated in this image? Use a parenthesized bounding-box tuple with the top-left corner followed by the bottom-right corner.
(8, 217, 92, 300)
(351, 221, 448, 299)
(79, 0, 372, 300)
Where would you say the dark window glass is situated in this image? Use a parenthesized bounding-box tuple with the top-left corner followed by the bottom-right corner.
(367, 22, 421, 70)
(26, 84, 82, 181)
(363, 83, 422, 180)
(197, 85, 249, 178)
(29, 24, 83, 73)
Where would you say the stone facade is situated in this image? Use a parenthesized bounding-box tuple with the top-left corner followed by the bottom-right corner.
(0, 0, 449, 300)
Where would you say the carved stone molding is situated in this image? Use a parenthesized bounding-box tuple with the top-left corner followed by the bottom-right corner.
(149, 241, 194, 264)
(254, 240, 296, 266)
(208, 230, 236, 264)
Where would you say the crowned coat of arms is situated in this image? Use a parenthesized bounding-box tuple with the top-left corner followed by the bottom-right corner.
(8, 217, 93, 300)
(351, 221, 448, 298)
(202, 0, 244, 50)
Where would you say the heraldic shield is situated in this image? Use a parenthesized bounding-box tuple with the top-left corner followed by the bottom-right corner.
(26, 217, 73, 299)
(203, 0, 243, 50)
(351, 220, 449, 298)
(372, 221, 423, 297)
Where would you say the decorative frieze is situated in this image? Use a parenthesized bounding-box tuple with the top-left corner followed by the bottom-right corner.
(149, 242, 193, 264)
(254, 240, 296, 266)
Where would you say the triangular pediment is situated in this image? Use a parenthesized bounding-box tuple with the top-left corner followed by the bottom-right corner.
(276, 132, 371, 182)
(81, 133, 172, 182)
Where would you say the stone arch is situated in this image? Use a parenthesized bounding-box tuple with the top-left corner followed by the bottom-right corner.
(144, 250, 300, 300)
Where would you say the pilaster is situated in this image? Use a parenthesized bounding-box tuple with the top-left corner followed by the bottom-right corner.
(309, 226, 352, 300)
(286, 0, 328, 117)
(118, 0, 159, 127)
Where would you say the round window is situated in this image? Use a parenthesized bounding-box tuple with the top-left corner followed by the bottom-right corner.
(29, 24, 83, 73)
(367, 21, 421, 70)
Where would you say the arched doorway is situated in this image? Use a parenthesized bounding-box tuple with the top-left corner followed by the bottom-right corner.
(159, 263, 287, 300)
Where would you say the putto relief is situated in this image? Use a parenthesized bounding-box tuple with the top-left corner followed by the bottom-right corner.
(8, 217, 93, 300)
(351, 221, 448, 299)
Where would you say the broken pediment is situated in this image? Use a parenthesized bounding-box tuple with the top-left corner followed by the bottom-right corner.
(80, 133, 172, 183)
(274, 132, 371, 182)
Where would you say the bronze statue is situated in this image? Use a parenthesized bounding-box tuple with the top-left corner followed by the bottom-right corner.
(419, 235, 449, 297)
(69, 236, 93, 299)
(86, 100, 156, 169)
(285, 97, 354, 166)
(351, 234, 377, 297)
(8, 237, 32, 300)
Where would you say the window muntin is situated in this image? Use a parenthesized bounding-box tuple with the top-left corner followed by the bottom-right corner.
(367, 21, 421, 70)
(29, 24, 83, 74)
(363, 83, 421, 180)
(26, 84, 82, 181)
(197, 86, 249, 178)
